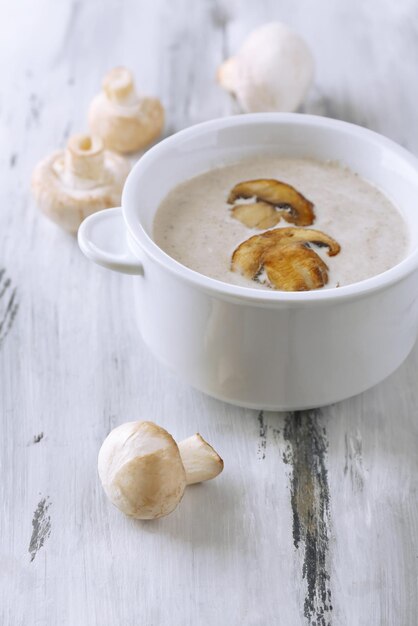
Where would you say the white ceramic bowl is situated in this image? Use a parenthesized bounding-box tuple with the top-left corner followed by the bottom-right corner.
(78, 113, 418, 410)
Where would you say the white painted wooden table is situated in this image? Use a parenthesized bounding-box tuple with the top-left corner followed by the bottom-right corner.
(1, 1, 418, 624)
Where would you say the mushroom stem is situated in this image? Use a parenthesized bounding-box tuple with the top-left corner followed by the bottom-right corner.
(65, 134, 105, 181)
(103, 67, 136, 104)
(217, 57, 238, 93)
(177, 434, 224, 485)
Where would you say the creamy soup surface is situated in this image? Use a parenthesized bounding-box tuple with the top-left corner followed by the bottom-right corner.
(153, 157, 409, 290)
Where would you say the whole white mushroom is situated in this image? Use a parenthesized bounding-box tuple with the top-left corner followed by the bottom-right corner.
(88, 67, 165, 154)
(218, 22, 314, 113)
(98, 421, 224, 520)
(31, 133, 130, 234)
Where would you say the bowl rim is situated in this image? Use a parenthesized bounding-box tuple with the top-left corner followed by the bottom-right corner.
(122, 112, 418, 304)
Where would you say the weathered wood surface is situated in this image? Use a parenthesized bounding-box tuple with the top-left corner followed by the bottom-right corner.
(1, 1, 418, 624)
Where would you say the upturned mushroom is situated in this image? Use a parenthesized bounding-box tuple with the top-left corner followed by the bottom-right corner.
(31, 133, 130, 233)
(217, 22, 314, 113)
(231, 227, 341, 291)
(98, 421, 224, 520)
(88, 67, 165, 153)
(228, 179, 315, 228)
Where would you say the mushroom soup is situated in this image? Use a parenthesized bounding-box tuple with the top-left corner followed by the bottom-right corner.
(153, 157, 409, 291)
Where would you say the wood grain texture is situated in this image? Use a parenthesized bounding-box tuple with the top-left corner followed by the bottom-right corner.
(1, 0, 418, 624)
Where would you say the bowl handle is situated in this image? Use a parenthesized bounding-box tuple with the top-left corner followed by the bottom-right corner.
(78, 208, 143, 275)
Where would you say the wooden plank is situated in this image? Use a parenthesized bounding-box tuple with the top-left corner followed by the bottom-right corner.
(1, 0, 418, 624)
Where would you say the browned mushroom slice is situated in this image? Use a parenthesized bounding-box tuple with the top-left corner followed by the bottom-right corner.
(228, 179, 315, 227)
(231, 227, 341, 291)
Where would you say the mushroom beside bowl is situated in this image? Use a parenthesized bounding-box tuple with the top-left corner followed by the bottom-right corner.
(78, 113, 418, 410)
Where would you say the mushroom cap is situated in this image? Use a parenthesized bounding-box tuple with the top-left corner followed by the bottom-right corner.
(31, 137, 130, 234)
(88, 67, 165, 153)
(98, 421, 187, 520)
(218, 21, 314, 113)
